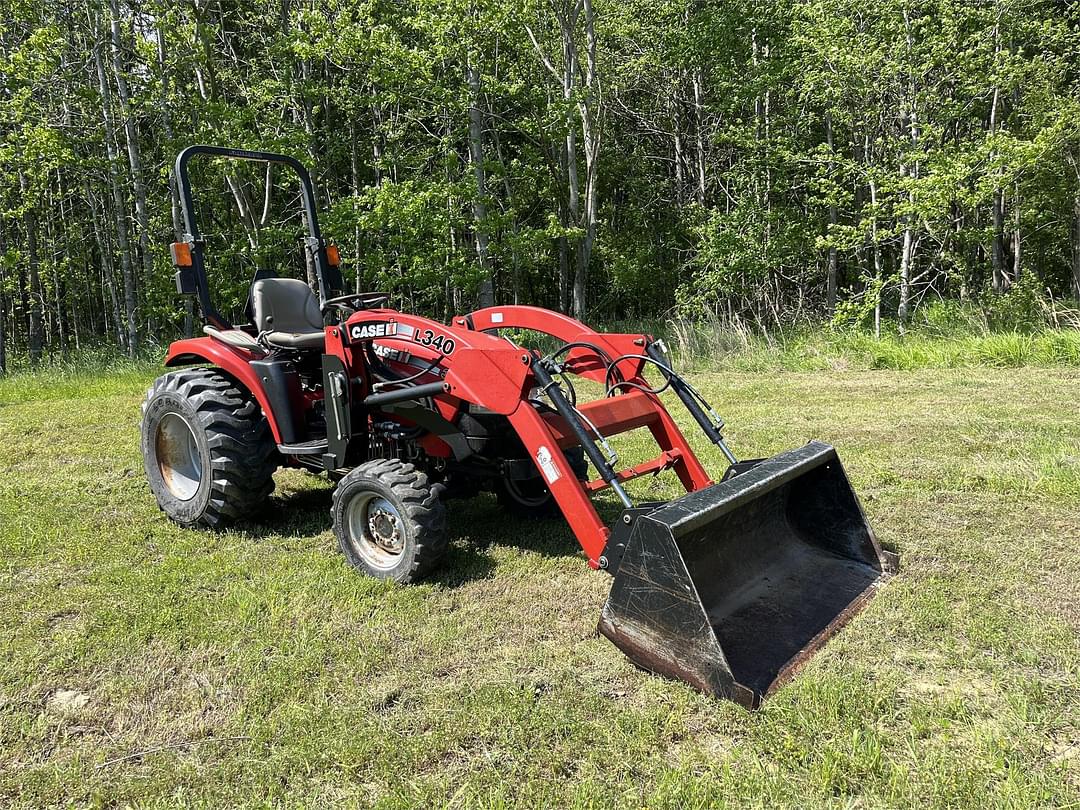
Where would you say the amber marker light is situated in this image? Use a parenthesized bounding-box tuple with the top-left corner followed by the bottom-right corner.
(170, 242, 193, 267)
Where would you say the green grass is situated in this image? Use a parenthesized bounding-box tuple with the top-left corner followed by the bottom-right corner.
(1, 360, 1078, 807)
(661, 325, 1080, 372)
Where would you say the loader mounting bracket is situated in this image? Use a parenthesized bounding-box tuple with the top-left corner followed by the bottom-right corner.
(599, 503, 666, 574)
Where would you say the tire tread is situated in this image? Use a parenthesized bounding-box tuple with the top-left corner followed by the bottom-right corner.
(332, 458, 447, 582)
(142, 368, 278, 528)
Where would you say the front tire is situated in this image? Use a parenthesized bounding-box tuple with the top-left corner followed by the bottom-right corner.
(332, 459, 447, 583)
(141, 369, 278, 528)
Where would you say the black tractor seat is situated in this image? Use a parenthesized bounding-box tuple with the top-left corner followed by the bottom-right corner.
(202, 277, 327, 353)
(252, 277, 326, 350)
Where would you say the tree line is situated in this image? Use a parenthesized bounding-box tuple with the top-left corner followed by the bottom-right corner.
(2, 0, 1080, 370)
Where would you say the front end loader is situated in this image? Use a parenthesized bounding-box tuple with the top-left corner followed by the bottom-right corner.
(143, 145, 897, 707)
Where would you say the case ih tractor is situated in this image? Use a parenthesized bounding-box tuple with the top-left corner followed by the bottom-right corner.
(142, 146, 897, 707)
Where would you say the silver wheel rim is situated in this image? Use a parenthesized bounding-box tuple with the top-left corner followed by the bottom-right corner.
(156, 412, 202, 501)
(345, 493, 406, 571)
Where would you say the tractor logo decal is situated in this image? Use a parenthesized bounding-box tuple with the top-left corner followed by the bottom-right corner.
(350, 321, 398, 340)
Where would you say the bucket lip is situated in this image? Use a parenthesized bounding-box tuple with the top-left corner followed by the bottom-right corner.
(601, 568, 895, 709)
(598, 603, 759, 709)
(643, 440, 840, 534)
(761, 571, 893, 700)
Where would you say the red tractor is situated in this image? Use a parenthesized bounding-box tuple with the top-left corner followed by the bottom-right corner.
(142, 146, 897, 707)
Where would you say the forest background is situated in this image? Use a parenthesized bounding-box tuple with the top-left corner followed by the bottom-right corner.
(3, 0, 1080, 371)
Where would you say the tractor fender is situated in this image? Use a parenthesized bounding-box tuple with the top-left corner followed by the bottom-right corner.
(164, 337, 287, 443)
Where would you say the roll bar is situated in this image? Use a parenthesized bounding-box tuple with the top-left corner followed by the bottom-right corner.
(172, 145, 343, 329)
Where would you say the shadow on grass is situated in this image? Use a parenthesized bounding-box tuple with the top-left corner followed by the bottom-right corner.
(435, 494, 588, 586)
(242, 484, 591, 587)
(256, 486, 335, 536)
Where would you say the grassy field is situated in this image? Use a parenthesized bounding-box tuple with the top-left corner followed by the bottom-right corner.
(0, 358, 1077, 807)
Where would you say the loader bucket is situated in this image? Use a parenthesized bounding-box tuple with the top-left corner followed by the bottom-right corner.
(598, 440, 896, 708)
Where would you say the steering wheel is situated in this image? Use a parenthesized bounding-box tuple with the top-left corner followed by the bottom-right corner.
(321, 292, 390, 315)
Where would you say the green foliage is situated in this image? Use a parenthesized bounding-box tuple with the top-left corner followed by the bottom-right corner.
(2, 0, 1080, 366)
(830, 273, 890, 332)
(982, 274, 1047, 333)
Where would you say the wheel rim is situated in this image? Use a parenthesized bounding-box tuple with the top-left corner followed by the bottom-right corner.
(155, 412, 202, 501)
(345, 493, 406, 571)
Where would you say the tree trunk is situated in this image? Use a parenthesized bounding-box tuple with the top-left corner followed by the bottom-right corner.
(558, 231, 570, 313)
(673, 123, 684, 205)
(692, 67, 707, 205)
(562, 20, 581, 317)
(17, 258, 28, 352)
(18, 171, 44, 366)
(1073, 188, 1080, 300)
(0, 280, 5, 374)
(524, 17, 578, 314)
(825, 112, 838, 313)
(85, 177, 124, 348)
(467, 61, 495, 307)
(157, 22, 193, 338)
(0, 228, 7, 374)
(992, 187, 1006, 292)
(574, 0, 600, 320)
(1012, 186, 1021, 285)
(109, 0, 154, 295)
(94, 43, 139, 356)
(371, 100, 384, 188)
(303, 245, 318, 290)
(898, 9, 918, 330)
(870, 177, 882, 339)
(350, 119, 362, 293)
(898, 218, 913, 327)
(158, 26, 181, 239)
(988, 25, 1007, 294)
(491, 124, 522, 304)
(51, 176, 71, 354)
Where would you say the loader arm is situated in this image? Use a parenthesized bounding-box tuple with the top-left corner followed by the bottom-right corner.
(452, 305, 898, 707)
(456, 305, 715, 493)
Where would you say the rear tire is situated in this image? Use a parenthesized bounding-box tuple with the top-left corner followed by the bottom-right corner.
(332, 459, 447, 583)
(141, 368, 278, 528)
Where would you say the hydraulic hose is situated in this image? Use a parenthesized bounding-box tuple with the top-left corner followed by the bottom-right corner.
(644, 341, 737, 465)
(531, 355, 633, 509)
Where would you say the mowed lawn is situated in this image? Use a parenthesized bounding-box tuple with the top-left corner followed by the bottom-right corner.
(0, 362, 1077, 807)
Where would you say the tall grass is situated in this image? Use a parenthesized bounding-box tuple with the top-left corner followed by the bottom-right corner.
(0, 347, 158, 403)
(3, 306, 1079, 385)
(623, 302, 1080, 372)
(659, 321, 1080, 371)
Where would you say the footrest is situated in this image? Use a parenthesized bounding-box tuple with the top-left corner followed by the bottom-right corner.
(277, 439, 329, 455)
